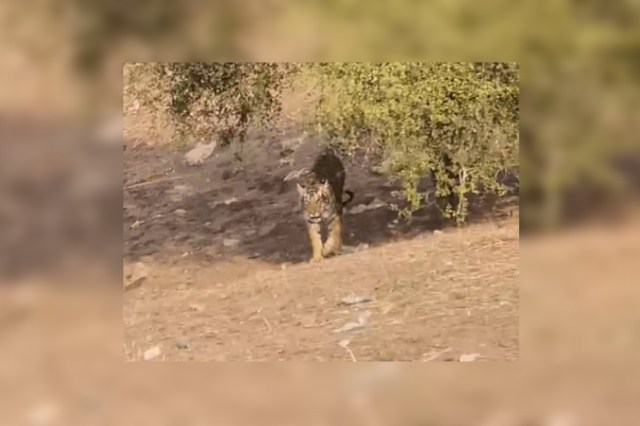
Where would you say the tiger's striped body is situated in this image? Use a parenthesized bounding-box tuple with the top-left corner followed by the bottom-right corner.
(296, 150, 354, 262)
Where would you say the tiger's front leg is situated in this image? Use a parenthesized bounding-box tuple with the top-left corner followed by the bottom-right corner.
(322, 214, 343, 257)
(306, 222, 324, 262)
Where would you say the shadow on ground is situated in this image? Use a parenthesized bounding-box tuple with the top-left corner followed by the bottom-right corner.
(124, 132, 517, 264)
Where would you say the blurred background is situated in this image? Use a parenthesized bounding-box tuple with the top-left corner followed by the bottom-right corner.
(1, 0, 640, 424)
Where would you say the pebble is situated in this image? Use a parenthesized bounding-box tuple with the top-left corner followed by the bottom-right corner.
(188, 303, 205, 312)
(459, 353, 481, 362)
(340, 295, 375, 305)
(167, 184, 194, 202)
(176, 340, 190, 350)
(184, 142, 217, 166)
(143, 345, 162, 361)
(223, 238, 240, 248)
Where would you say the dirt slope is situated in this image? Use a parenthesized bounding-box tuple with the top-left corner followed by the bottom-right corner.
(124, 216, 518, 361)
(123, 133, 519, 361)
(123, 133, 456, 265)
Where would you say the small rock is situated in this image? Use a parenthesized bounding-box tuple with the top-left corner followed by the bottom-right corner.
(459, 353, 481, 362)
(176, 340, 190, 350)
(369, 165, 385, 175)
(223, 197, 239, 205)
(167, 184, 194, 202)
(123, 262, 149, 291)
(188, 303, 205, 312)
(433, 229, 444, 235)
(258, 223, 277, 237)
(143, 345, 162, 361)
(340, 295, 375, 305)
(356, 243, 369, 251)
(223, 238, 240, 248)
(421, 347, 452, 362)
(174, 209, 187, 216)
(185, 142, 217, 166)
(280, 147, 295, 157)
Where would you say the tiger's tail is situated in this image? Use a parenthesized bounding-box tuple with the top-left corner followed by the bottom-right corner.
(342, 190, 355, 207)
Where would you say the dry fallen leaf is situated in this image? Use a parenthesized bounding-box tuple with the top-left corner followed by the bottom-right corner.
(332, 311, 372, 333)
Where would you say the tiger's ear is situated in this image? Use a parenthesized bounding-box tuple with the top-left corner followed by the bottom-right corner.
(296, 182, 305, 196)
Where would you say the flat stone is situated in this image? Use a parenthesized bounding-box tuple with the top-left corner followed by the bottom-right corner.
(185, 142, 217, 165)
(143, 345, 162, 361)
(223, 238, 240, 248)
(258, 223, 277, 237)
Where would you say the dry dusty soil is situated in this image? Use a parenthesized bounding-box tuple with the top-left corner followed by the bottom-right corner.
(123, 133, 519, 361)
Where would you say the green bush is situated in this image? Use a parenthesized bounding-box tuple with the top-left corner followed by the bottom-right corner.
(125, 62, 518, 224)
(312, 62, 519, 222)
(126, 62, 294, 146)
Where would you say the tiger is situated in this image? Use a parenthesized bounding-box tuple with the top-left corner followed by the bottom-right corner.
(296, 149, 354, 262)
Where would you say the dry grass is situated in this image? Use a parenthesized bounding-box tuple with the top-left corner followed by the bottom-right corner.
(123, 213, 519, 361)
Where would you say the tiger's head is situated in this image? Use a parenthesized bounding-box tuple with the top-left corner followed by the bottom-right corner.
(296, 172, 334, 224)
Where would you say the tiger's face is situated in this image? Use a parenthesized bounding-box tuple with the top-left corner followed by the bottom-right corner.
(296, 174, 334, 224)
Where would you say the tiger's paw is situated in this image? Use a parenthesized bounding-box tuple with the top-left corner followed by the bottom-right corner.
(322, 246, 341, 257)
